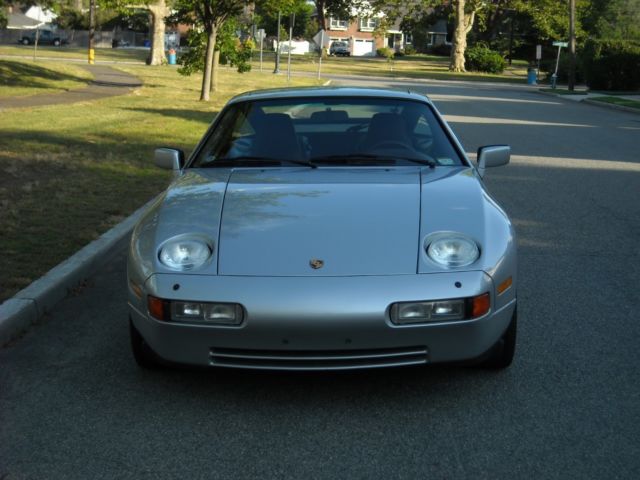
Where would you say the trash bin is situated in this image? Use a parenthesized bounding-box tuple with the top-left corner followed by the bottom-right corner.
(168, 49, 177, 65)
(527, 68, 537, 85)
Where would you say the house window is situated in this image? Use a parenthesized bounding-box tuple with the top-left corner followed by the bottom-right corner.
(329, 18, 348, 30)
(359, 18, 378, 32)
(405, 33, 413, 44)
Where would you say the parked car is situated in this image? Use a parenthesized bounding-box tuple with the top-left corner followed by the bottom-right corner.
(127, 87, 517, 371)
(19, 30, 66, 46)
(329, 41, 350, 56)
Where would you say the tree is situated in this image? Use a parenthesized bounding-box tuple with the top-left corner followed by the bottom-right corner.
(0, 0, 8, 29)
(101, 0, 170, 65)
(172, 0, 248, 101)
(376, 0, 486, 72)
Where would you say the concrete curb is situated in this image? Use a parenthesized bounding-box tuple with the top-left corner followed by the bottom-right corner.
(583, 98, 640, 115)
(0, 197, 157, 346)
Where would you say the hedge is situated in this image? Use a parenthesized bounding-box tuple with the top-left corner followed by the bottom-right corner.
(464, 45, 506, 74)
(582, 39, 640, 91)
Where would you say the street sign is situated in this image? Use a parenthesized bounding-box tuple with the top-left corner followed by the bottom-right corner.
(536, 45, 542, 60)
(313, 29, 330, 48)
(552, 41, 568, 47)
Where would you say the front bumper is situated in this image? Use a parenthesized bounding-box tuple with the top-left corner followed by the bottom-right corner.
(129, 271, 516, 370)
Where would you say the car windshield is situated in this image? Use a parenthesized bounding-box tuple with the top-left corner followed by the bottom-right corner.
(190, 96, 464, 168)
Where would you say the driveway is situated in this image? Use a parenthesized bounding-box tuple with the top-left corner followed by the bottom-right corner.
(1, 77, 639, 479)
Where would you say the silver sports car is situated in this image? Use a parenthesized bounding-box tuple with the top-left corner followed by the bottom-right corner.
(127, 87, 517, 371)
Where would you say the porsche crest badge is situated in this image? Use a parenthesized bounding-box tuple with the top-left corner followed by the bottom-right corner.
(309, 259, 324, 270)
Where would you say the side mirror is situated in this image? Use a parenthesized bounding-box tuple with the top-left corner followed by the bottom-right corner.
(477, 145, 510, 178)
(154, 148, 185, 171)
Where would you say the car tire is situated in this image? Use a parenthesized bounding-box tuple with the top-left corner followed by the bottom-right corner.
(22, 38, 30, 45)
(53, 39, 60, 46)
(477, 306, 517, 369)
(129, 317, 161, 369)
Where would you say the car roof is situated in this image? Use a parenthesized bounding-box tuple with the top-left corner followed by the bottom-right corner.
(227, 87, 433, 106)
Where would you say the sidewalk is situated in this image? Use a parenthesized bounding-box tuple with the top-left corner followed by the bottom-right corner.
(0, 64, 142, 110)
(536, 87, 640, 114)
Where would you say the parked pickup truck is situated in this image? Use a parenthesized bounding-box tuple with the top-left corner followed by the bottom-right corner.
(19, 30, 67, 46)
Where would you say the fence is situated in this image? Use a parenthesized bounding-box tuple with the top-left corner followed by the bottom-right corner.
(0, 29, 179, 49)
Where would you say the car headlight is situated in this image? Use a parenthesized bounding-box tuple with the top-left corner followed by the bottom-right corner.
(159, 236, 213, 271)
(425, 232, 479, 268)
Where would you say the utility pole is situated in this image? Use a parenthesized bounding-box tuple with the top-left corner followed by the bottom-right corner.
(88, 0, 95, 64)
(273, 11, 281, 74)
(568, 0, 576, 90)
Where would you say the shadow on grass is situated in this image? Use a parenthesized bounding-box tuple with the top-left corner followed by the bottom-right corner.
(0, 60, 89, 89)
(125, 107, 218, 124)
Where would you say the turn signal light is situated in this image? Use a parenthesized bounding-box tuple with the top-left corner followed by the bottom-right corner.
(147, 295, 169, 321)
(472, 293, 490, 318)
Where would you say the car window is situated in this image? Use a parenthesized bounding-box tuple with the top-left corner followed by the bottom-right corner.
(190, 97, 463, 167)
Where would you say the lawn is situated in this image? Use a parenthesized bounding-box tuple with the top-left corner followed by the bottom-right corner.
(589, 96, 640, 110)
(252, 51, 528, 83)
(0, 61, 321, 302)
(0, 44, 148, 63)
(0, 59, 93, 97)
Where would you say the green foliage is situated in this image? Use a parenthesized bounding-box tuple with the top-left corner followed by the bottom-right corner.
(254, 0, 313, 40)
(582, 39, 640, 91)
(376, 47, 394, 60)
(539, 53, 585, 84)
(53, 8, 88, 30)
(178, 20, 253, 77)
(0, 0, 7, 29)
(464, 44, 505, 73)
(403, 45, 417, 55)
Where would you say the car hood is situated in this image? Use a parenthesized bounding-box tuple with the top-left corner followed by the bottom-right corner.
(132, 166, 513, 279)
(217, 168, 420, 276)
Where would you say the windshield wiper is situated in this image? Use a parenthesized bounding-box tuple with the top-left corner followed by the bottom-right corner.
(201, 156, 316, 169)
(310, 154, 436, 168)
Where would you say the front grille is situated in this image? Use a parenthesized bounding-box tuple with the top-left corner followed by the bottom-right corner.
(209, 346, 428, 371)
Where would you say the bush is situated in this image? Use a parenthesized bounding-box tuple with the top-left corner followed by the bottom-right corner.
(582, 39, 640, 91)
(403, 45, 417, 55)
(539, 54, 586, 84)
(376, 47, 394, 60)
(465, 45, 506, 74)
(430, 44, 451, 57)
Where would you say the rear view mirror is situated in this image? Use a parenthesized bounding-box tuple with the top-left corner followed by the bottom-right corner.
(154, 148, 185, 171)
(477, 145, 510, 178)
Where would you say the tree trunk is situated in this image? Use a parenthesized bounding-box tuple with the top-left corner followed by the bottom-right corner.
(315, 0, 327, 30)
(449, 0, 477, 72)
(147, 0, 169, 66)
(201, 28, 217, 101)
(210, 49, 220, 93)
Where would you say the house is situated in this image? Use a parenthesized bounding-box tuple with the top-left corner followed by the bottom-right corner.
(325, 13, 412, 56)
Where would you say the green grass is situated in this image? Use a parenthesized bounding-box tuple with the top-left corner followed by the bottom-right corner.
(539, 88, 588, 95)
(0, 59, 93, 97)
(0, 64, 321, 302)
(253, 51, 528, 83)
(0, 45, 148, 63)
(589, 96, 640, 110)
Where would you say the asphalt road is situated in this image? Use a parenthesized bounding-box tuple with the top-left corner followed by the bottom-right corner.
(1, 78, 639, 479)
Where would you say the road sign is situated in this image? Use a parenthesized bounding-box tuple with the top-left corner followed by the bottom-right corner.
(536, 45, 542, 60)
(552, 41, 568, 47)
(313, 29, 330, 48)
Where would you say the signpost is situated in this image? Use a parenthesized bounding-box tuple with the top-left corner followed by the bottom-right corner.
(256, 28, 265, 72)
(551, 41, 568, 89)
(313, 29, 329, 80)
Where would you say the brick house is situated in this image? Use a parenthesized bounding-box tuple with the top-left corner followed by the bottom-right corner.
(326, 14, 412, 56)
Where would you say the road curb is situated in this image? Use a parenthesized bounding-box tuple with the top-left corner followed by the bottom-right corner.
(0, 196, 157, 346)
(583, 98, 640, 115)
